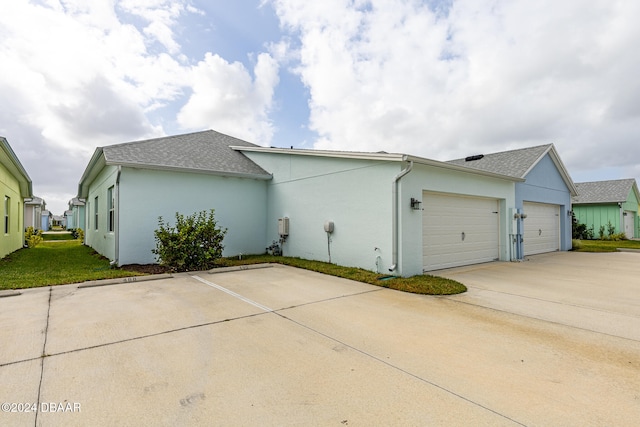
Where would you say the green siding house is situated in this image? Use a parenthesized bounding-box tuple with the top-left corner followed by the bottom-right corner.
(572, 179, 640, 238)
(0, 136, 33, 258)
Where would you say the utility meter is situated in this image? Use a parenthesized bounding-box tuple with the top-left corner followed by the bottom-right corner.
(324, 221, 334, 233)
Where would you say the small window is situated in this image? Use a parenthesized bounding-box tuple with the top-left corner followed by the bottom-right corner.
(107, 186, 114, 232)
(4, 196, 9, 234)
(94, 196, 99, 230)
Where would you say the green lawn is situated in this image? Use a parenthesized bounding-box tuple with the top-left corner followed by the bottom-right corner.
(42, 232, 74, 241)
(0, 241, 141, 290)
(572, 239, 640, 252)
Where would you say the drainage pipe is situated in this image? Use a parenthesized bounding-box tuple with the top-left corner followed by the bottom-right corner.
(390, 160, 413, 273)
(114, 166, 121, 266)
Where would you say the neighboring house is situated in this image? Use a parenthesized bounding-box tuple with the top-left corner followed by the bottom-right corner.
(0, 136, 33, 258)
(448, 144, 578, 258)
(78, 130, 526, 276)
(52, 214, 65, 228)
(572, 179, 640, 238)
(41, 210, 52, 231)
(25, 196, 46, 230)
(64, 210, 73, 228)
(67, 197, 86, 231)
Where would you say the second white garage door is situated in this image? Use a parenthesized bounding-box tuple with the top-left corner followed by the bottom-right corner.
(523, 202, 560, 255)
(423, 192, 500, 271)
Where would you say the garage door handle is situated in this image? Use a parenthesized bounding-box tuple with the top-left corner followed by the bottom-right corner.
(539, 229, 542, 236)
(461, 232, 465, 241)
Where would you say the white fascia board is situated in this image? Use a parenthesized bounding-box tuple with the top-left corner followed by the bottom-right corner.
(0, 136, 33, 197)
(104, 161, 273, 181)
(231, 145, 405, 162)
(232, 146, 523, 182)
(405, 155, 525, 182)
(77, 148, 106, 198)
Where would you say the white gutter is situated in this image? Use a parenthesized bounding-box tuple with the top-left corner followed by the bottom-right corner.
(114, 166, 121, 266)
(390, 160, 413, 273)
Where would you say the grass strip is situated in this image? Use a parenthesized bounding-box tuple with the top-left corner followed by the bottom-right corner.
(572, 239, 640, 252)
(215, 254, 467, 295)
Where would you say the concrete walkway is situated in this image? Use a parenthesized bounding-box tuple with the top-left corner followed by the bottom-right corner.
(1, 254, 639, 426)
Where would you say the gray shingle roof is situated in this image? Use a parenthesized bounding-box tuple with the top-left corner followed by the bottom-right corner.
(102, 130, 271, 178)
(573, 179, 637, 204)
(447, 144, 553, 178)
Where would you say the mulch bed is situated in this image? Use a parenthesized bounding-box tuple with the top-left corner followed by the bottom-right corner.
(120, 264, 172, 274)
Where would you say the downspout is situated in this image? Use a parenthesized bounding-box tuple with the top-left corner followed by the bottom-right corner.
(390, 160, 413, 273)
(114, 166, 121, 266)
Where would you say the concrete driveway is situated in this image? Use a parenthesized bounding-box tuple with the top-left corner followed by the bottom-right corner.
(1, 254, 639, 426)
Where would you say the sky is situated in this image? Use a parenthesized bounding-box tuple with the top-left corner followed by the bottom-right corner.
(1, 0, 639, 216)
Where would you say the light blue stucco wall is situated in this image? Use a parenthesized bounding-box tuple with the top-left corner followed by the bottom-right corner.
(85, 165, 118, 260)
(244, 152, 399, 274)
(246, 152, 518, 277)
(516, 154, 573, 251)
(117, 168, 268, 265)
(401, 164, 516, 275)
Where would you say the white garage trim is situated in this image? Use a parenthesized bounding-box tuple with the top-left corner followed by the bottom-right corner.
(523, 202, 560, 255)
(422, 192, 500, 271)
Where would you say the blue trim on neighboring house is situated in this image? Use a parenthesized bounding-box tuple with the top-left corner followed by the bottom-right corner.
(514, 154, 574, 257)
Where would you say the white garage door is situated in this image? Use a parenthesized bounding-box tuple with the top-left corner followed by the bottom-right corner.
(423, 192, 500, 271)
(624, 211, 636, 238)
(523, 202, 560, 255)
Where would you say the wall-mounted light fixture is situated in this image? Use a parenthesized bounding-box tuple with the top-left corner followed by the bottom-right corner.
(410, 198, 422, 210)
(623, 212, 628, 216)
(567, 210, 574, 217)
(514, 212, 521, 219)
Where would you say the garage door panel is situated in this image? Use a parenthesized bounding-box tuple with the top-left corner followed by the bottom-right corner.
(523, 202, 559, 255)
(423, 192, 500, 271)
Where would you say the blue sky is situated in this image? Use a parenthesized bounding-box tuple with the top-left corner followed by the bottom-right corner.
(1, 0, 639, 215)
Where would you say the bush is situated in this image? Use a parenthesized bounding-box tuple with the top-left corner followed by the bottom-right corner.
(72, 228, 85, 242)
(152, 210, 227, 272)
(25, 226, 43, 248)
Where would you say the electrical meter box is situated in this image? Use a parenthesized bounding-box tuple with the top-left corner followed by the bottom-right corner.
(278, 217, 289, 236)
(324, 221, 334, 233)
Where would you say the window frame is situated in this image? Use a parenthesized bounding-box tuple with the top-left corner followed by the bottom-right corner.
(107, 186, 115, 232)
(94, 196, 99, 230)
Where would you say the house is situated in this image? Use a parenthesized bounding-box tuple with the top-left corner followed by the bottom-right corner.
(25, 196, 46, 230)
(66, 197, 86, 231)
(41, 210, 52, 231)
(448, 144, 578, 258)
(0, 136, 33, 258)
(572, 179, 639, 238)
(77, 130, 272, 267)
(51, 215, 65, 228)
(78, 130, 533, 276)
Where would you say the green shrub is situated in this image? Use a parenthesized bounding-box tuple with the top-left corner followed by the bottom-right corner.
(74, 228, 84, 241)
(152, 209, 227, 272)
(25, 226, 43, 248)
(571, 239, 582, 250)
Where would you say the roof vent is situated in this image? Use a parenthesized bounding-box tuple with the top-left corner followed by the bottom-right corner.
(465, 154, 484, 162)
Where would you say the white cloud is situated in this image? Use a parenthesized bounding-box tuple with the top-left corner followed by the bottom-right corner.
(177, 52, 280, 145)
(0, 0, 280, 214)
(271, 0, 640, 172)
